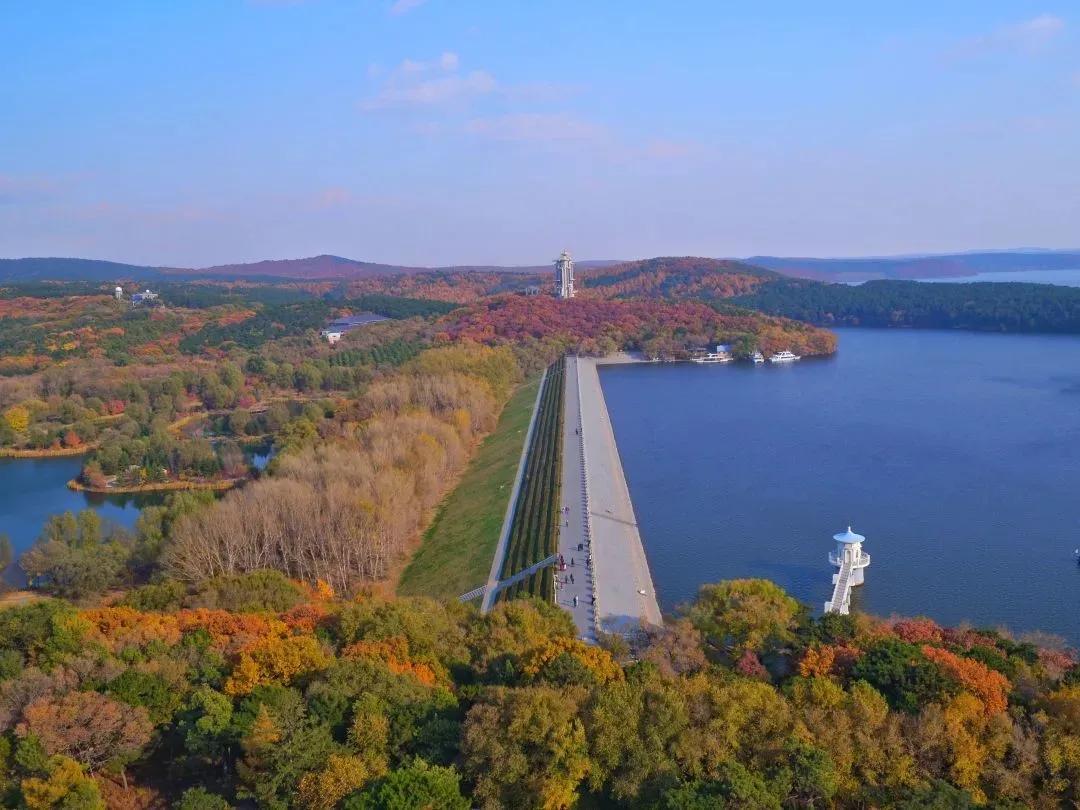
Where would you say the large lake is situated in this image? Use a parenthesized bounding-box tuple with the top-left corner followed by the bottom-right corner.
(600, 329, 1080, 642)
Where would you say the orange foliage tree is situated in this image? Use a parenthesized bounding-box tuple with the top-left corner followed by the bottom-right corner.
(922, 645, 1010, 716)
(341, 636, 441, 687)
(225, 634, 331, 695)
(521, 637, 624, 686)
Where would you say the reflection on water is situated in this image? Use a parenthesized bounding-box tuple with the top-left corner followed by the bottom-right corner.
(0, 456, 160, 585)
(601, 328, 1080, 642)
(0, 441, 274, 585)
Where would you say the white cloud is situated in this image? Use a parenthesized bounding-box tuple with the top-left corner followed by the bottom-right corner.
(313, 187, 352, 209)
(389, 0, 427, 15)
(464, 113, 607, 143)
(946, 13, 1066, 61)
(361, 53, 497, 110)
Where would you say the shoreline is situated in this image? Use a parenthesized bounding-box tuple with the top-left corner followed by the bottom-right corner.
(562, 354, 662, 637)
(0, 445, 94, 459)
(67, 477, 244, 494)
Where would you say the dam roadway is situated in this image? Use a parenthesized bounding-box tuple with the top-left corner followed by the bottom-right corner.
(558, 355, 662, 637)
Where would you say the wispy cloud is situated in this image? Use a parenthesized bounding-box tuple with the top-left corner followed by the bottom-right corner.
(945, 13, 1066, 61)
(0, 174, 61, 206)
(464, 113, 608, 143)
(313, 187, 352, 209)
(361, 52, 497, 110)
(389, 0, 427, 14)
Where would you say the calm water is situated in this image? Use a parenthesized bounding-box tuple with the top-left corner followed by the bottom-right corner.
(600, 329, 1080, 642)
(0, 457, 158, 584)
(917, 268, 1080, 287)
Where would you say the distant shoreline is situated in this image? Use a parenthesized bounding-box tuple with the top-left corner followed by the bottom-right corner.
(67, 477, 244, 494)
(0, 445, 93, 459)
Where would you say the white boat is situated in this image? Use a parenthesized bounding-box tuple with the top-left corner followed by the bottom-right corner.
(751, 351, 765, 364)
(768, 350, 801, 363)
(691, 351, 732, 364)
(690, 344, 732, 364)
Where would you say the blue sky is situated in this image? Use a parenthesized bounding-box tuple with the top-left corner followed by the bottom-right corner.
(2, 1, 1078, 266)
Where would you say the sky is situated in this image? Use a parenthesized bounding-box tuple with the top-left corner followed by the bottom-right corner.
(2, 1, 1079, 267)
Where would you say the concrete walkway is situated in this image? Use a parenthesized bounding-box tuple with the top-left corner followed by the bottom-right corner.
(559, 356, 662, 638)
(556, 358, 598, 640)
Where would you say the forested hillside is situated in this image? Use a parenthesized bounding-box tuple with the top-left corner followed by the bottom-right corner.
(734, 278, 1080, 333)
(578, 257, 775, 301)
(439, 295, 837, 359)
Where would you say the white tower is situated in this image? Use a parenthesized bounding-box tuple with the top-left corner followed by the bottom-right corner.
(824, 526, 870, 614)
(554, 250, 575, 299)
(114, 286, 123, 300)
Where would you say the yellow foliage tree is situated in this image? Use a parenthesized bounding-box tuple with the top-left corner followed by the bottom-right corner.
(4, 405, 30, 434)
(225, 635, 331, 695)
(21, 756, 104, 810)
(521, 637, 624, 686)
(348, 695, 390, 777)
(297, 754, 371, 810)
(1038, 685, 1080, 801)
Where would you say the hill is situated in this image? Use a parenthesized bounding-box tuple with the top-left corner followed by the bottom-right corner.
(0, 257, 166, 282)
(580, 256, 778, 300)
(749, 250, 1080, 282)
(190, 255, 624, 280)
(4, 251, 1080, 284)
(190, 254, 417, 279)
(734, 277, 1080, 333)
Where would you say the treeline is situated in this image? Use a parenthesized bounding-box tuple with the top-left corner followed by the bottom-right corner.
(498, 358, 564, 601)
(0, 577, 1077, 807)
(179, 301, 334, 352)
(442, 295, 838, 359)
(339, 295, 458, 320)
(164, 343, 523, 593)
(735, 278, 1080, 333)
(581, 256, 775, 301)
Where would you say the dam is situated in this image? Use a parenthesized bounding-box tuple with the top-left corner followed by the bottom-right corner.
(556, 355, 662, 638)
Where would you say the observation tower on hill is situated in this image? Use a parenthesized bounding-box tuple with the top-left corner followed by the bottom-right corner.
(554, 250, 575, 299)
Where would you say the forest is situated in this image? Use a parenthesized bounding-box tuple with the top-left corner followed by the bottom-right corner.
(439, 295, 837, 360)
(733, 278, 1080, 333)
(6, 268, 1080, 807)
(0, 574, 1078, 807)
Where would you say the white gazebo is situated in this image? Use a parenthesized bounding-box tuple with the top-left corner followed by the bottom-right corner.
(824, 526, 870, 614)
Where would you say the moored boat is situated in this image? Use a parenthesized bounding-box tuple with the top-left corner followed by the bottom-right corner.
(768, 350, 800, 363)
(751, 351, 765, 364)
(691, 344, 733, 364)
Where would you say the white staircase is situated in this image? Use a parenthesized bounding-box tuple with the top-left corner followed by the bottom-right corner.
(824, 553, 854, 614)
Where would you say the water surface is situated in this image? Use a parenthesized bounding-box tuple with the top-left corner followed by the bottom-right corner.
(0, 457, 159, 584)
(601, 329, 1080, 642)
(916, 268, 1080, 286)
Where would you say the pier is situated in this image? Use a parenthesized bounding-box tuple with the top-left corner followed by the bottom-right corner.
(557, 355, 662, 638)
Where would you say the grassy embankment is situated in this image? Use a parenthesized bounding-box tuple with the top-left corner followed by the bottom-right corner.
(497, 356, 565, 602)
(396, 375, 541, 600)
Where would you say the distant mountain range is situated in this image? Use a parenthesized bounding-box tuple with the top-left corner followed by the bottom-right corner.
(748, 251, 1080, 282)
(1, 251, 1078, 284)
(0, 254, 625, 283)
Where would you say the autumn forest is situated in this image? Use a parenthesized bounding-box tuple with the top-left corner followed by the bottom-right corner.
(0, 261, 1076, 808)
